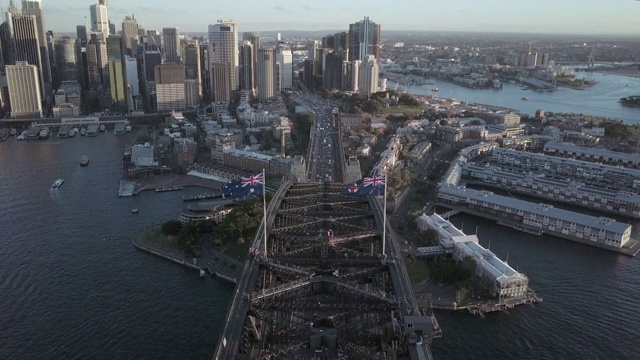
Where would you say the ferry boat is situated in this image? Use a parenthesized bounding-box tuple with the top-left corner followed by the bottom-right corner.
(51, 179, 64, 188)
(131, 208, 139, 214)
(80, 156, 89, 167)
(38, 128, 51, 139)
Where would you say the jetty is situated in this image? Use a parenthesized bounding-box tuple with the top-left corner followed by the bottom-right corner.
(183, 192, 220, 202)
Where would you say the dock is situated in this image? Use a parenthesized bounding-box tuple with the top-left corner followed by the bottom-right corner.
(182, 192, 221, 202)
(155, 186, 184, 193)
(118, 179, 135, 197)
(425, 290, 542, 317)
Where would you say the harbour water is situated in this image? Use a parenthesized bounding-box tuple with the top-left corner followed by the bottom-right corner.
(1, 131, 640, 359)
(395, 71, 640, 125)
(0, 134, 233, 359)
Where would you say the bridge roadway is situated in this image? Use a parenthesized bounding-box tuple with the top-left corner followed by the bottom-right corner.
(213, 182, 437, 359)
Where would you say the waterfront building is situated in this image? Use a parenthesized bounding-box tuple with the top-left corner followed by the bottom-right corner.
(180, 202, 234, 225)
(543, 142, 640, 169)
(6, 61, 42, 118)
(131, 143, 158, 167)
(162, 27, 181, 64)
(223, 148, 272, 174)
(208, 20, 239, 100)
(498, 135, 554, 151)
(22, 0, 52, 96)
(154, 63, 185, 112)
(174, 137, 198, 167)
(437, 185, 634, 252)
(60, 80, 81, 108)
(492, 148, 640, 191)
(256, 47, 277, 102)
(417, 213, 529, 300)
(348, 16, 381, 62)
(89, 1, 109, 39)
(464, 164, 640, 219)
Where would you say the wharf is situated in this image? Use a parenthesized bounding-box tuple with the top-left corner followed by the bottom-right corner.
(436, 202, 640, 257)
(155, 186, 184, 193)
(133, 173, 222, 194)
(425, 291, 542, 317)
(118, 180, 135, 197)
(183, 192, 221, 202)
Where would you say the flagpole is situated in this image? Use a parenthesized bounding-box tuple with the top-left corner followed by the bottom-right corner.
(382, 170, 387, 258)
(263, 168, 268, 260)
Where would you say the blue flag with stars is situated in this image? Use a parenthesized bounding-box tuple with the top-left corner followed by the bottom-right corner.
(221, 173, 265, 198)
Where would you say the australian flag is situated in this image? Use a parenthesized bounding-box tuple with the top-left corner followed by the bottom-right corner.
(221, 173, 265, 198)
(341, 174, 386, 197)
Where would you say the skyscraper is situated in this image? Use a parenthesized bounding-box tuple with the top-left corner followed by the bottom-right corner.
(89, 1, 109, 38)
(6, 8, 44, 97)
(7, 61, 42, 118)
(162, 27, 180, 64)
(348, 17, 381, 62)
(22, 0, 52, 96)
(106, 35, 125, 109)
(155, 63, 185, 111)
(208, 20, 238, 101)
(182, 38, 201, 107)
(256, 47, 277, 102)
(76, 25, 88, 45)
(121, 15, 139, 56)
(276, 48, 292, 90)
(238, 41, 254, 91)
(357, 55, 379, 95)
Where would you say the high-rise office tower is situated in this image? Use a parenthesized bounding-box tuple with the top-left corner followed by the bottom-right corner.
(6, 8, 44, 97)
(348, 17, 380, 62)
(276, 48, 292, 90)
(357, 55, 379, 95)
(85, 42, 101, 88)
(155, 63, 185, 111)
(322, 32, 347, 52)
(145, 30, 161, 52)
(208, 20, 238, 101)
(256, 47, 277, 102)
(76, 25, 88, 45)
(54, 36, 78, 82)
(181, 38, 201, 107)
(322, 51, 345, 91)
(89, 1, 109, 38)
(199, 42, 210, 101)
(239, 41, 254, 91)
(7, 61, 42, 118)
(22, 0, 52, 95)
(143, 50, 162, 82)
(121, 15, 139, 56)
(210, 62, 230, 103)
(124, 55, 140, 111)
(88, 33, 108, 85)
(106, 35, 125, 109)
(242, 32, 259, 89)
(162, 27, 180, 64)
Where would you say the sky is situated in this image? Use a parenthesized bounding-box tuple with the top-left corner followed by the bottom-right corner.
(31, 0, 640, 35)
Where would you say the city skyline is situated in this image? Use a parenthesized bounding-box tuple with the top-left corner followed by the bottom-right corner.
(33, 0, 640, 35)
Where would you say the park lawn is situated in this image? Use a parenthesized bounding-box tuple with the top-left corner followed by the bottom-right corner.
(223, 241, 251, 261)
(141, 226, 182, 252)
(380, 105, 425, 114)
(405, 261, 430, 285)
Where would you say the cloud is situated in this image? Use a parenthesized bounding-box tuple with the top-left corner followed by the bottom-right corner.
(274, 6, 285, 11)
(303, 4, 320, 11)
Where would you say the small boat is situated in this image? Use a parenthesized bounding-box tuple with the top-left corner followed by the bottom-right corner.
(52, 179, 64, 188)
(200, 269, 206, 278)
(80, 156, 89, 167)
(131, 208, 139, 214)
(521, 97, 529, 101)
(431, 88, 439, 92)
(80, 128, 87, 136)
(99, 124, 106, 132)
